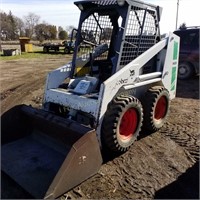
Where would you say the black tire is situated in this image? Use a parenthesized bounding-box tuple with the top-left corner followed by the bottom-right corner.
(142, 86, 170, 132)
(43, 47, 49, 53)
(64, 47, 70, 54)
(101, 95, 143, 153)
(178, 62, 194, 80)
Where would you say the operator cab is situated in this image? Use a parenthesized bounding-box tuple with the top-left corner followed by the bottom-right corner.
(60, 0, 161, 95)
(72, 4, 121, 83)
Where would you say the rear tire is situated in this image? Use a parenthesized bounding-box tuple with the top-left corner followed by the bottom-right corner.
(43, 47, 49, 53)
(142, 86, 170, 132)
(101, 95, 143, 153)
(178, 62, 194, 80)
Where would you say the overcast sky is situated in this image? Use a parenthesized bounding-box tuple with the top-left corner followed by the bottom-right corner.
(1, 0, 199, 33)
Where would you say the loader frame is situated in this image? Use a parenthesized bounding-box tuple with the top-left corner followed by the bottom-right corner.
(43, 0, 179, 144)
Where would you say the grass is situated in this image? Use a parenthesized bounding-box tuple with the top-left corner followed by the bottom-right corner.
(0, 46, 69, 61)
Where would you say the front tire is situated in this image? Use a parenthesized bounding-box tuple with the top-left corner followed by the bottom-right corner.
(101, 95, 143, 153)
(142, 86, 170, 132)
(64, 47, 70, 54)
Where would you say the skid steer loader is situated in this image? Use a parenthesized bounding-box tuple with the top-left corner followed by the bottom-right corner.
(1, 0, 180, 199)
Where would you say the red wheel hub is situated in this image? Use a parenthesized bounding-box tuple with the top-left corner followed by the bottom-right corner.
(119, 108, 138, 140)
(154, 96, 167, 120)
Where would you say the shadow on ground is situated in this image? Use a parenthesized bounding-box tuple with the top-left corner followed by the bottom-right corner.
(176, 76, 199, 99)
(34, 50, 73, 55)
(154, 162, 199, 199)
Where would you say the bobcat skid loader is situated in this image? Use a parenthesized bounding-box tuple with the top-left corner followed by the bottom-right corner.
(1, 0, 180, 199)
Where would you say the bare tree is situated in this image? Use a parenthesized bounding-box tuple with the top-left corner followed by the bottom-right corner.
(58, 26, 64, 33)
(15, 16, 25, 36)
(24, 12, 40, 38)
(66, 25, 76, 34)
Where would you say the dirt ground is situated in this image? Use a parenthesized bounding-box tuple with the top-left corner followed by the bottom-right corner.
(0, 54, 199, 199)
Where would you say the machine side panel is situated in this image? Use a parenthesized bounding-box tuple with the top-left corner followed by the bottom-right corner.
(161, 33, 180, 99)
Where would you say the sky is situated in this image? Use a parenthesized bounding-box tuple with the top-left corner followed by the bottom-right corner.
(1, 0, 200, 34)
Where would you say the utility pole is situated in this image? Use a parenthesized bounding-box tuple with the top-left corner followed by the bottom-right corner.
(175, 0, 180, 30)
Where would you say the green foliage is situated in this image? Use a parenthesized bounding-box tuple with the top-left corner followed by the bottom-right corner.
(0, 52, 48, 60)
(49, 25, 57, 40)
(58, 30, 68, 40)
(35, 23, 57, 42)
(0, 10, 58, 41)
(0, 47, 70, 60)
(0, 10, 76, 41)
(0, 11, 19, 40)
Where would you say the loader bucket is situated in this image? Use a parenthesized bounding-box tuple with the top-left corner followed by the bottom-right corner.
(1, 105, 102, 199)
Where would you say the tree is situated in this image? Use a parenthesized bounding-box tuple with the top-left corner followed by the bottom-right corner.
(0, 11, 19, 40)
(48, 25, 57, 40)
(15, 16, 25, 36)
(35, 23, 57, 42)
(58, 30, 68, 40)
(179, 22, 187, 30)
(58, 26, 64, 33)
(24, 12, 40, 38)
(66, 25, 76, 35)
(101, 27, 112, 40)
(8, 11, 18, 39)
(0, 11, 9, 40)
(35, 23, 47, 42)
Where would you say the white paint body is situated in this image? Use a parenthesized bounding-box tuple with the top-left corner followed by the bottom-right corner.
(43, 32, 179, 145)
